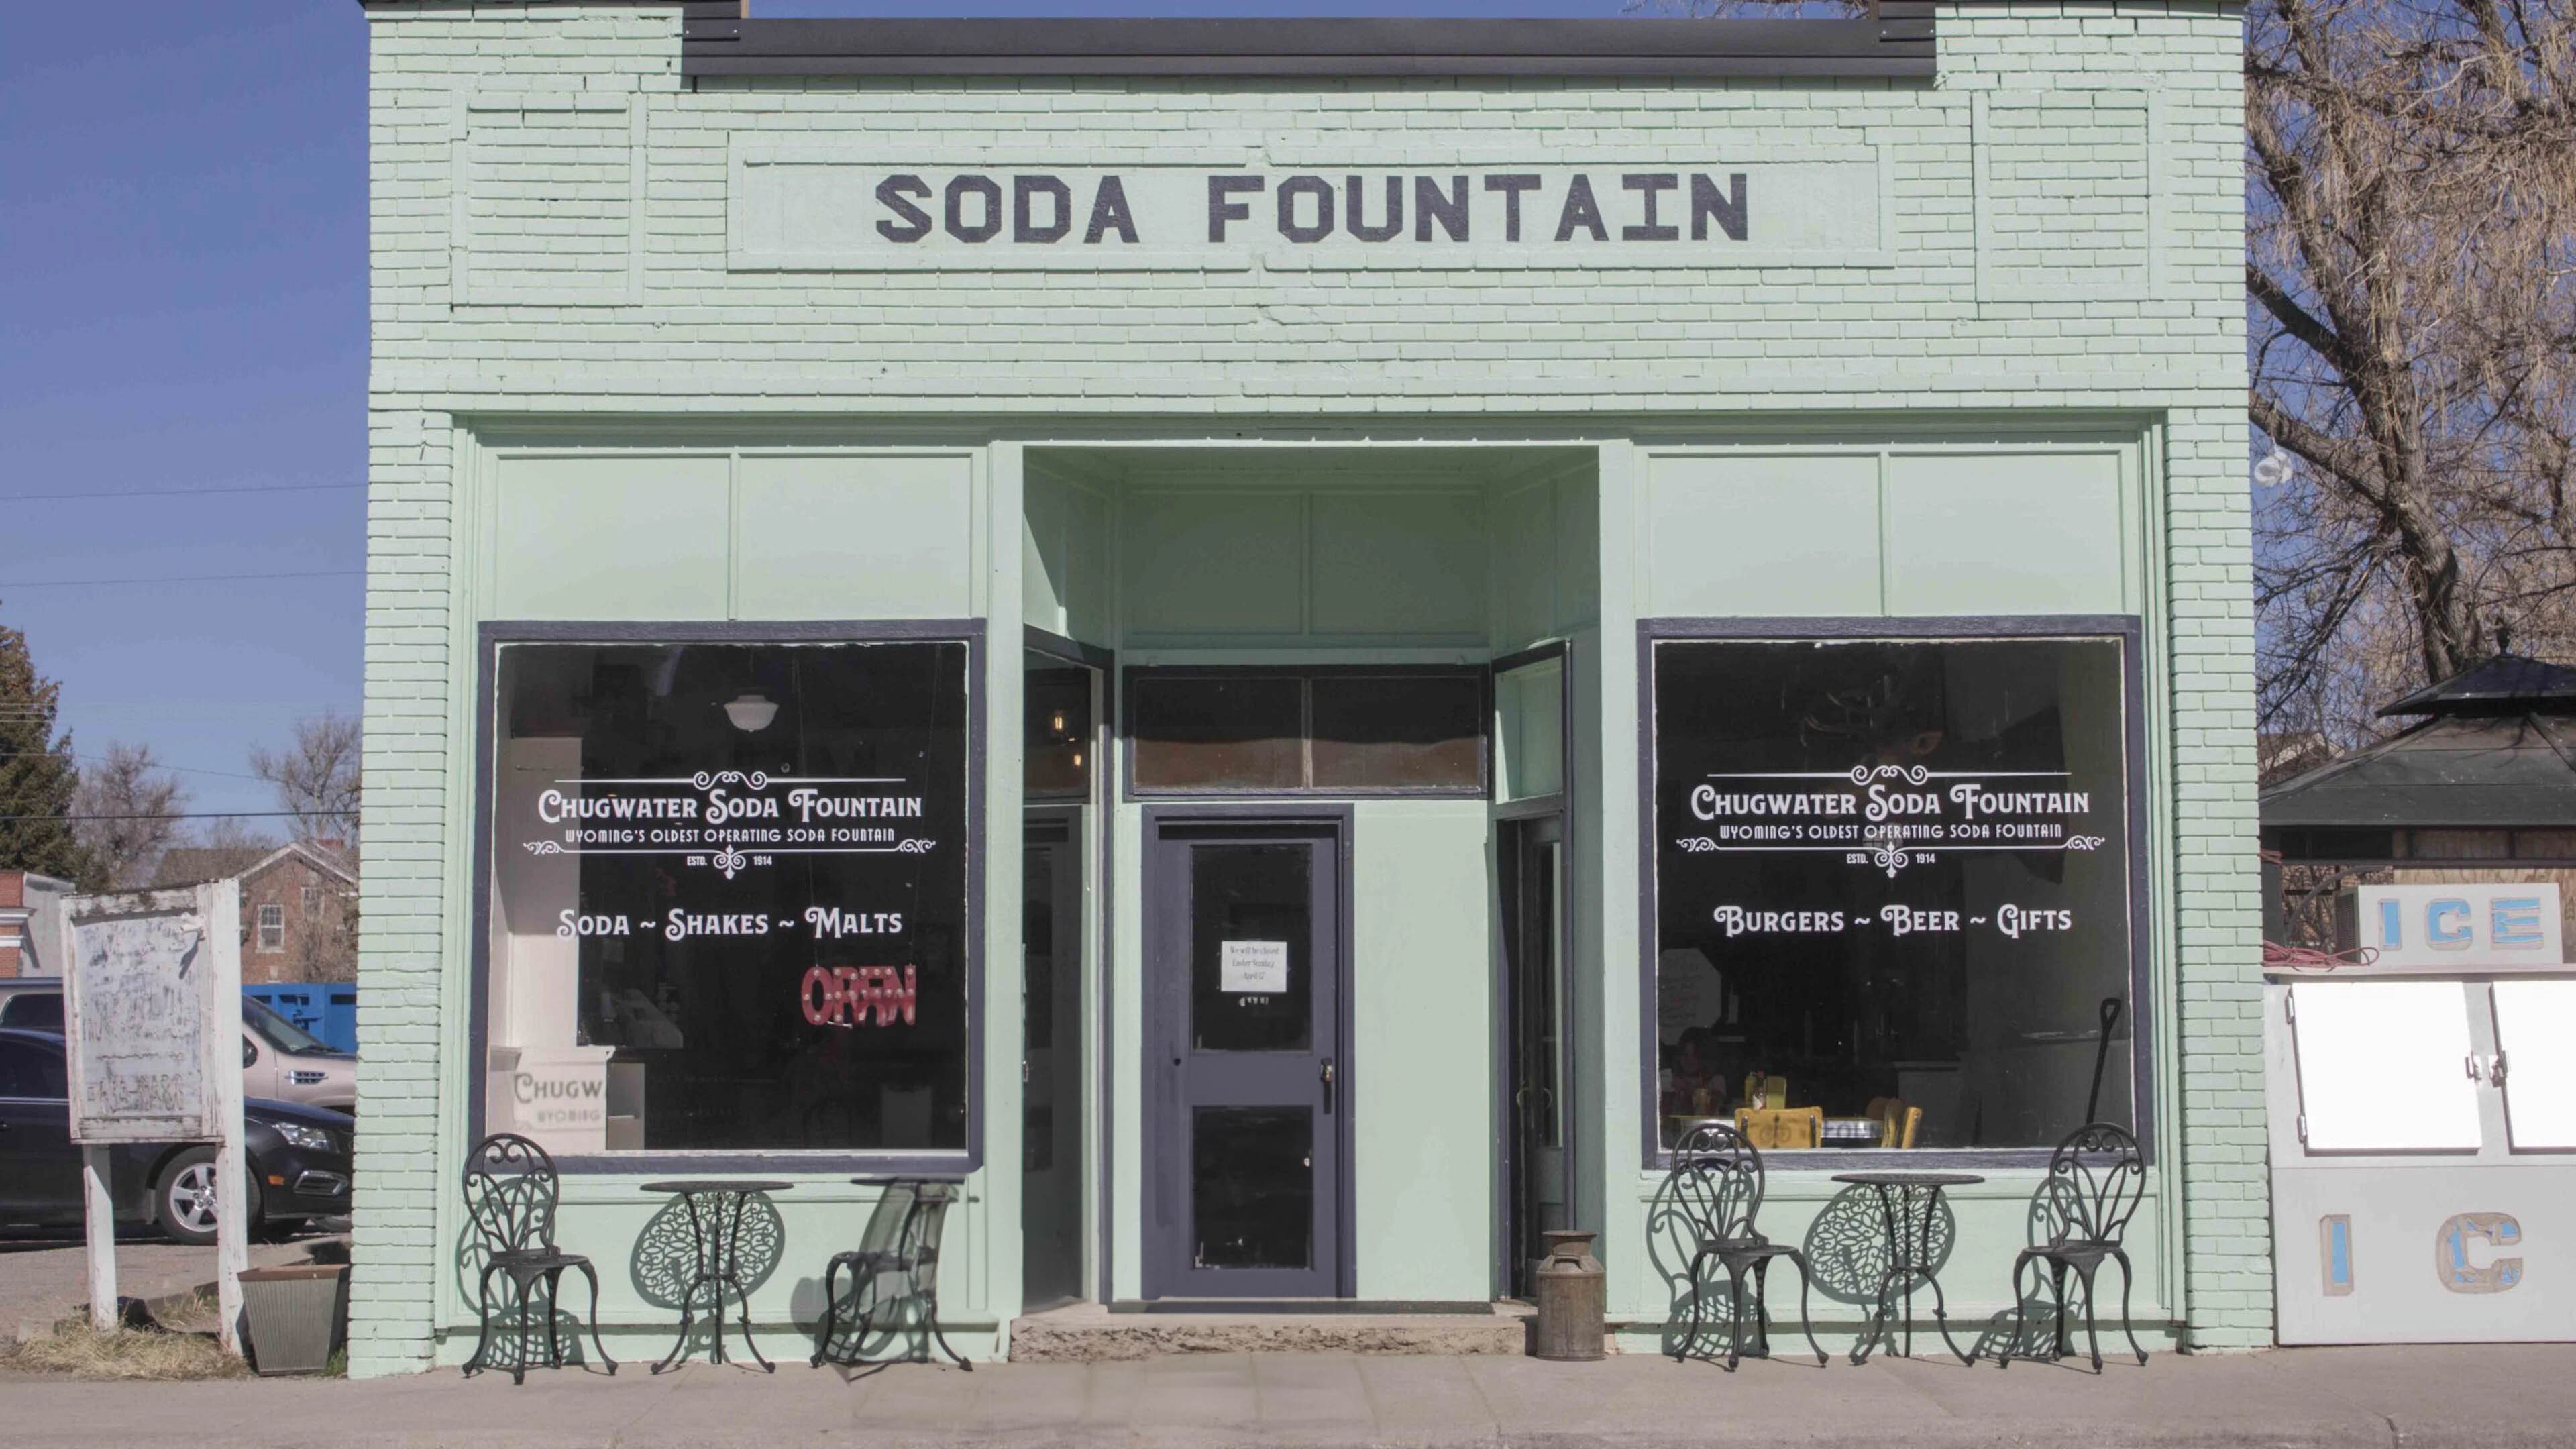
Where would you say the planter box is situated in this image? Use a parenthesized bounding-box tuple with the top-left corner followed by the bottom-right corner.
(239, 1264, 347, 1376)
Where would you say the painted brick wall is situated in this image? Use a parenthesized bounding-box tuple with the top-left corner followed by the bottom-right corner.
(354, 1, 2259, 1373)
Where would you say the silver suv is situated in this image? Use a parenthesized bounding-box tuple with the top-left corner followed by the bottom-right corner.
(0, 983, 358, 1114)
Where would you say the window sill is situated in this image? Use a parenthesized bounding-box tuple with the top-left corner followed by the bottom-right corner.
(545, 1149, 977, 1177)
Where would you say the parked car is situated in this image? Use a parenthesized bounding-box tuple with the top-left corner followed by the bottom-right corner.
(0, 1027, 354, 1244)
(0, 981, 356, 1113)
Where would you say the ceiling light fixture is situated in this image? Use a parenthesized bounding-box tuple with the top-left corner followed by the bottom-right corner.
(723, 692, 780, 732)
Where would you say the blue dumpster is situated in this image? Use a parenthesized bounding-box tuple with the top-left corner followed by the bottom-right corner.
(243, 984, 360, 1055)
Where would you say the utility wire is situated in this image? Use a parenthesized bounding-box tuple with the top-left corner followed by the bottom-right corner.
(0, 810, 347, 822)
(0, 482, 361, 504)
(0, 751, 270, 782)
(0, 570, 362, 589)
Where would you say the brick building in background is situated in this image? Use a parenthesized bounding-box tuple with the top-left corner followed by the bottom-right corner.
(0, 871, 74, 978)
(155, 841, 358, 985)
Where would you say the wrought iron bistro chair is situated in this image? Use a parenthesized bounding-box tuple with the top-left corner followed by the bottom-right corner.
(461, 1133, 616, 1384)
(1999, 1122, 2150, 1372)
(812, 1180, 973, 1371)
(1664, 1120, 1828, 1371)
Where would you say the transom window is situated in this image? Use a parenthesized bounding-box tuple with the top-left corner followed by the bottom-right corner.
(1126, 667, 1486, 796)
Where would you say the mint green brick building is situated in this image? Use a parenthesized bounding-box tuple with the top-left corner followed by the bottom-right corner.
(351, 1, 2261, 1377)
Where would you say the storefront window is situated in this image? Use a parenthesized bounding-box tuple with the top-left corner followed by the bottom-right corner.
(1651, 633, 2135, 1152)
(485, 638, 972, 1157)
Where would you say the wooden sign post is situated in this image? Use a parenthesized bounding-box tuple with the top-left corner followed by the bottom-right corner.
(62, 885, 245, 1349)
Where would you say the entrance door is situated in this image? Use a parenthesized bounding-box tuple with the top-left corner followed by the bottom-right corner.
(1022, 812, 1087, 1309)
(1501, 816, 1570, 1298)
(1144, 815, 1347, 1299)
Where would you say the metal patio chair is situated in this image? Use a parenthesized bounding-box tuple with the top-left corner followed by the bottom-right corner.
(1664, 1120, 1828, 1371)
(811, 1179, 973, 1371)
(461, 1132, 616, 1384)
(1997, 1122, 2149, 1372)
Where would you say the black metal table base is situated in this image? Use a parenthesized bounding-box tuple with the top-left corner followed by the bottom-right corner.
(1835, 1174, 1980, 1367)
(642, 1181, 792, 1375)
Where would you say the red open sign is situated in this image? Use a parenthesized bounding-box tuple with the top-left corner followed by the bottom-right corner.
(801, 964, 918, 1028)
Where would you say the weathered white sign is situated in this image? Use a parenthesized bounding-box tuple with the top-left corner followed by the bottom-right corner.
(64, 889, 237, 1144)
(730, 148, 1890, 272)
(62, 884, 246, 1349)
(1220, 940, 1290, 994)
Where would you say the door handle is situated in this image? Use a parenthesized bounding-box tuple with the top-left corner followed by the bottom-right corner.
(1322, 1057, 1336, 1115)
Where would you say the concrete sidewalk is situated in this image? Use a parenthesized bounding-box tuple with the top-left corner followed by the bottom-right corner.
(5, 1344, 2575, 1448)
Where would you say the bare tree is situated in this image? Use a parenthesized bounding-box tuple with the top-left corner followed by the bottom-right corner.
(72, 742, 187, 890)
(2249, 0, 2576, 739)
(252, 712, 362, 857)
(1635, 0, 1865, 15)
(165, 814, 282, 883)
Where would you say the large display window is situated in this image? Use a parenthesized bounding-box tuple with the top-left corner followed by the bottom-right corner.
(1646, 625, 2143, 1157)
(480, 633, 975, 1161)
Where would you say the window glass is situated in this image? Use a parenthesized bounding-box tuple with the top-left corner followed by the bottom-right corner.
(1024, 658, 1094, 800)
(1130, 670, 1486, 794)
(0, 1037, 67, 1099)
(1652, 636, 2134, 1150)
(1495, 656, 1565, 801)
(1309, 674, 1483, 790)
(244, 997, 331, 1055)
(1, 991, 65, 1032)
(488, 639, 972, 1156)
(257, 904, 286, 952)
(1131, 674, 1303, 792)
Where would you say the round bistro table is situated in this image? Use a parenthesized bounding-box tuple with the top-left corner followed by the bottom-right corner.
(1830, 1170, 1984, 1365)
(641, 1179, 794, 1373)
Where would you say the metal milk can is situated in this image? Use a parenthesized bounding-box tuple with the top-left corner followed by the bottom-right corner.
(1531, 1228, 1607, 1360)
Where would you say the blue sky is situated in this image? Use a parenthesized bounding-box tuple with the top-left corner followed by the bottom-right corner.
(1, 1, 1676, 821)
(3, 5, 368, 821)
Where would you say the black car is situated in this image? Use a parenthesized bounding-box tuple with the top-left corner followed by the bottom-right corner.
(0, 1027, 353, 1244)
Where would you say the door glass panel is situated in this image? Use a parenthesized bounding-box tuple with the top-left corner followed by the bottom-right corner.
(1191, 844, 1312, 1052)
(2493, 979, 2576, 1150)
(1193, 1106, 1313, 1269)
(1534, 841, 1564, 1149)
(2290, 981, 2481, 1152)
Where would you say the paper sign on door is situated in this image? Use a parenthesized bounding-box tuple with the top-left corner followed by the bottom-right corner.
(1220, 941, 1289, 994)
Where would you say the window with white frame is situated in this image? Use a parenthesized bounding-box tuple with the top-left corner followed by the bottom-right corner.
(301, 885, 325, 921)
(256, 904, 286, 953)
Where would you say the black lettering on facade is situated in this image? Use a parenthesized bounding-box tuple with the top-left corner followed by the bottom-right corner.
(1208, 174, 1263, 243)
(1014, 175, 1071, 244)
(1621, 173, 1680, 241)
(1415, 175, 1469, 242)
(1084, 176, 1139, 244)
(1483, 174, 1541, 243)
(945, 175, 1002, 243)
(1555, 174, 1607, 243)
(875, 175, 932, 243)
(1277, 174, 1334, 243)
(1345, 175, 1402, 242)
(1691, 172, 1749, 242)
